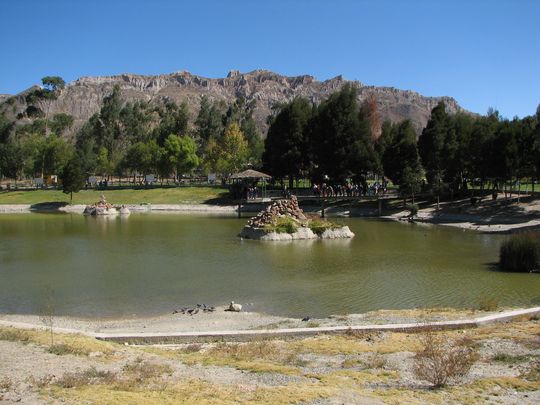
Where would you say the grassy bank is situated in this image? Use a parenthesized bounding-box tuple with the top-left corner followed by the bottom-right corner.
(0, 187, 229, 205)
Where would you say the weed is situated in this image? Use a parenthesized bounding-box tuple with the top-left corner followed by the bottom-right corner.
(48, 343, 84, 356)
(183, 343, 202, 353)
(122, 358, 173, 382)
(492, 353, 529, 364)
(29, 374, 55, 388)
(364, 353, 386, 369)
(55, 367, 117, 389)
(413, 330, 478, 388)
(0, 377, 13, 392)
(519, 358, 540, 382)
(308, 219, 336, 235)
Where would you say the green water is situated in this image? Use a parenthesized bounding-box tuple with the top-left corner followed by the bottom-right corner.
(0, 213, 538, 318)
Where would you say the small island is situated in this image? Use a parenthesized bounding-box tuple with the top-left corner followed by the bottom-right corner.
(239, 196, 354, 241)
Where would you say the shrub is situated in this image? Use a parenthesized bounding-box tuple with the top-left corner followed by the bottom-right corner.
(413, 330, 478, 388)
(499, 233, 540, 272)
(308, 219, 335, 235)
(271, 217, 298, 234)
(55, 367, 117, 388)
(0, 377, 13, 392)
(406, 203, 419, 218)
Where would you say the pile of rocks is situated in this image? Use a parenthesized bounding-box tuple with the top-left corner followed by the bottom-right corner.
(247, 196, 307, 228)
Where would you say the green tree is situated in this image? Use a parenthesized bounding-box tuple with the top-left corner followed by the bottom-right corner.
(219, 123, 248, 175)
(309, 84, 375, 182)
(153, 101, 190, 145)
(382, 120, 424, 201)
(0, 142, 24, 180)
(25, 76, 65, 134)
(163, 134, 200, 179)
(123, 141, 160, 180)
(50, 113, 74, 135)
(204, 123, 248, 176)
(61, 156, 85, 203)
(195, 96, 224, 143)
(418, 102, 448, 193)
(263, 97, 312, 187)
(0, 111, 14, 143)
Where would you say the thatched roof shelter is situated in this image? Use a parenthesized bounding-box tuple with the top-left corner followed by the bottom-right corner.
(230, 169, 272, 180)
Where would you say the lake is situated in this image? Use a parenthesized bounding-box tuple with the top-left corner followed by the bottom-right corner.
(0, 213, 538, 318)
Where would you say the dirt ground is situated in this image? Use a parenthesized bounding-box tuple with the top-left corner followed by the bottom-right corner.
(1, 310, 538, 404)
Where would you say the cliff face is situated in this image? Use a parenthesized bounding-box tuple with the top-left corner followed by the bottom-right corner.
(3, 69, 467, 136)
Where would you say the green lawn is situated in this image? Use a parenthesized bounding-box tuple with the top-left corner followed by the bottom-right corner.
(0, 187, 230, 205)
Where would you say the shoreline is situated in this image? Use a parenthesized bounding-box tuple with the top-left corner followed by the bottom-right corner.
(1, 306, 538, 343)
(2, 201, 540, 233)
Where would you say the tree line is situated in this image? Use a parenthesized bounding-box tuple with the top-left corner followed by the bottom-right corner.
(1, 77, 539, 202)
(263, 84, 540, 200)
(0, 77, 263, 188)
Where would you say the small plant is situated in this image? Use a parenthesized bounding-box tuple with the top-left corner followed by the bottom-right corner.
(499, 232, 540, 272)
(413, 330, 478, 388)
(406, 203, 419, 218)
(519, 358, 540, 382)
(478, 296, 499, 312)
(0, 377, 13, 392)
(364, 353, 387, 369)
(40, 286, 55, 346)
(47, 343, 88, 356)
(492, 353, 529, 364)
(183, 343, 202, 353)
(122, 358, 173, 382)
(54, 367, 117, 388)
(265, 217, 298, 234)
(308, 219, 336, 235)
(29, 374, 55, 388)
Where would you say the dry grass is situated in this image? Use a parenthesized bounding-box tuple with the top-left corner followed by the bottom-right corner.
(0, 326, 117, 357)
(152, 339, 302, 375)
(291, 333, 421, 356)
(45, 379, 336, 405)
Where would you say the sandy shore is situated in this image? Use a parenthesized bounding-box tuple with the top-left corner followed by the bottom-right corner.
(0, 306, 523, 336)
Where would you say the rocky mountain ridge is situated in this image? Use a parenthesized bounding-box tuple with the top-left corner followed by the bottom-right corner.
(2, 69, 467, 136)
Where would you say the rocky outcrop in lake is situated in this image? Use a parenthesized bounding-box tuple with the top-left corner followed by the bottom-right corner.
(239, 196, 354, 241)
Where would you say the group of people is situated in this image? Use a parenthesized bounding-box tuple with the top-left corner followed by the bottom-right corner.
(312, 180, 388, 197)
(245, 186, 259, 200)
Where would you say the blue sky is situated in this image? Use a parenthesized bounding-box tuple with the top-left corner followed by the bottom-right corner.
(1, 0, 538, 118)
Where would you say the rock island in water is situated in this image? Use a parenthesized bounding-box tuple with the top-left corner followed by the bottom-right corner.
(239, 196, 354, 241)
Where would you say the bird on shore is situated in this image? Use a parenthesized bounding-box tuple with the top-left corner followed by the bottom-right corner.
(226, 301, 242, 312)
(301, 316, 311, 322)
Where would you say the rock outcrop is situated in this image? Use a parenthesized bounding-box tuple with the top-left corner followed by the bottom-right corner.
(1, 69, 469, 137)
(246, 196, 306, 228)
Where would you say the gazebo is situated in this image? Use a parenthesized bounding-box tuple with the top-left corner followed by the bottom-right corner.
(230, 169, 272, 200)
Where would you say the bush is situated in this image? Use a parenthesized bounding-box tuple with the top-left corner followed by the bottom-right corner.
(499, 233, 540, 272)
(406, 203, 419, 218)
(271, 217, 298, 234)
(413, 330, 478, 388)
(308, 219, 335, 235)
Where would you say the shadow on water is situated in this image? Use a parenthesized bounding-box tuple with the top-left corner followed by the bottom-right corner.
(484, 260, 540, 275)
(30, 202, 69, 211)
